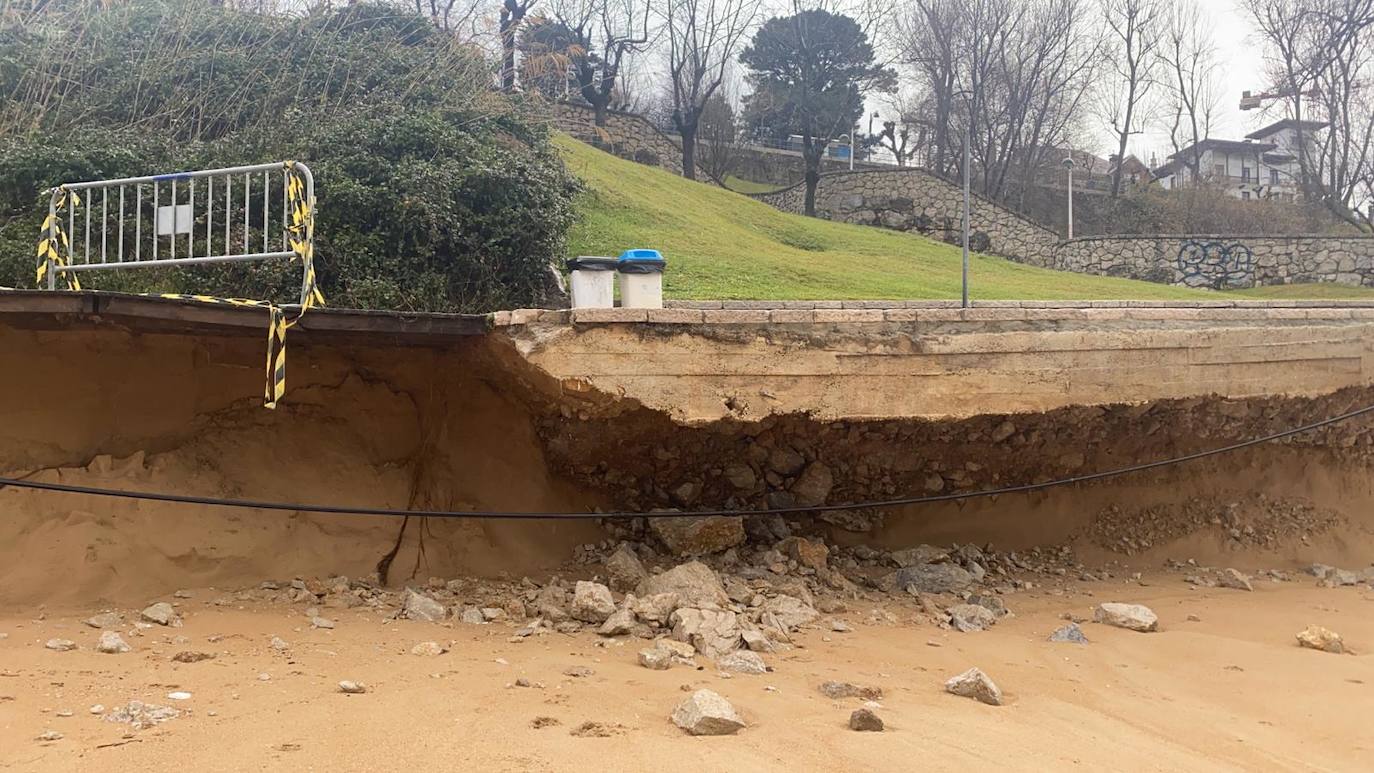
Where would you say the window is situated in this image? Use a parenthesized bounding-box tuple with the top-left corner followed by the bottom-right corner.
(1213, 164, 1226, 178)
(1270, 169, 1280, 185)
(1242, 167, 1252, 182)
(1242, 191, 1251, 200)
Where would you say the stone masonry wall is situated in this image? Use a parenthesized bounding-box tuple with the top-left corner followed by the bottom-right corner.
(1049, 235, 1374, 289)
(749, 169, 1062, 265)
(554, 102, 687, 176)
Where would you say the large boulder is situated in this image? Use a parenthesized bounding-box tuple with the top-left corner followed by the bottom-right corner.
(570, 581, 616, 624)
(532, 585, 570, 622)
(670, 608, 743, 657)
(878, 563, 975, 595)
(1094, 602, 1159, 633)
(1296, 624, 1344, 653)
(672, 689, 745, 736)
(789, 462, 834, 506)
(948, 604, 997, 632)
(604, 545, 648, 592)
(631, 592, 681, 626)
(638, 561, 729, 608)
(651, 516, 746, 556)
(778, 537, 829, 572)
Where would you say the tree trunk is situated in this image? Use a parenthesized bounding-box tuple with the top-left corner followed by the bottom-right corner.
(593, 101, 608, 127)
(680, 126, 697, 180)
(499, 10, 519, 94)
(803, 148, 821, 217)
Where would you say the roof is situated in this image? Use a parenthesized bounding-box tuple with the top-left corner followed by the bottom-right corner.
(1165, 139, 1277, 162)
(1245, 119, 1329, 140)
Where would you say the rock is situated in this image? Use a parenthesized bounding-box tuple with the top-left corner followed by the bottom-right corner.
(459, 607, 485, 625)
(105, 700, 180, 730)
(45, 638, 77, 651)
(310, 616, 336, 629)
(741, 629, 775, 653)
(670, 607, 743, 657)
(990, 420, 1016, 442)
(270, 636, 290, 652)
(563, 665, 595, 678)
(944, 667, 1003, 706)
(716, 650, 767, 674)
(598, 604, 637, 636)
(95, 632, 131, 654)
(604, 544, 648, 592)
(1322, 568, 1359, 587)
(570, 581, 616, 624)
(637, 561, 729, 608)
(1216, 568, 1254, 591)
(880, 563, 974, 595)
(411, 641, 444, 656)
(638, 647, 673, 670)
(650, 516, 746, 556)
(631, 592, 682, 626)
(1048, 623, 1089, 644)
(790, 462, 834, 506)
(656, 639, 697, 660)
(532, 585, 570, 622)
(759, 594, 819, 630)
(401, 589, 446, 622)
(889, 545, 949, 567)
(671, 689, 746, 736)
(767, 447, 806, 476)
(778, 536, 829, 572)
(848, 708, 884, 732)
(140, 602, 179, 626)
(968, 594, 1008, 617)
(948, 604, 998, 632)
(1094, 602, 1159, 632)
(36, 731, 63, 742)
(338, 680, 368, 694)
(84, 612, 123, 629)
(671, 481, 702, 506)
(1296, 625, 1344, 654)
(723, 464, 756, 491)
(818, 681, 883, 700)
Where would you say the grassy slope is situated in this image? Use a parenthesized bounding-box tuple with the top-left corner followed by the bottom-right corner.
(559, 136, 1373, 301)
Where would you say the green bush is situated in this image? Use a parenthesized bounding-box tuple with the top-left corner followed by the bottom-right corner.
(0, 0, 579, 312)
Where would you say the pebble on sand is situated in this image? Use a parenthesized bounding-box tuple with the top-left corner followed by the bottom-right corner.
(848, 708, 884, 732)
(338, 680, 368, 694)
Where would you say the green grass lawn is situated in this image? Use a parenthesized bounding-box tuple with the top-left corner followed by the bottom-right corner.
(559, 136, 1374, 301)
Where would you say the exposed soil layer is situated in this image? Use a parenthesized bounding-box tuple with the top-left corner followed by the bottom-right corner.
(3, 321, 1374, 607)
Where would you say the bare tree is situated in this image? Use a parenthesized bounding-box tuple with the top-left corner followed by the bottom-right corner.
(1158, 0, 1220, 183)
(897, 0, 961, 177)
(1099, 0, 1164, 197)
(1244, 0, 1374, 227)
(659, 0, 757, 179)
(547, 0, 653, 126)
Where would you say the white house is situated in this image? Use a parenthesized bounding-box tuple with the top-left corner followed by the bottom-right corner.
(1151, 119, 1327, 202)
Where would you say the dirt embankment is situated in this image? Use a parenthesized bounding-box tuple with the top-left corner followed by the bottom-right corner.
(2, 321, 1374, 608)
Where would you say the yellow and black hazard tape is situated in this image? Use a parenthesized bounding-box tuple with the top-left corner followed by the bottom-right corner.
(36, 188, 82, 291)
(32, 162, 326, 410)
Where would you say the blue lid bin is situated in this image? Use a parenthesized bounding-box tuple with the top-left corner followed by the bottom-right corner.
(617, 249, 666, 309)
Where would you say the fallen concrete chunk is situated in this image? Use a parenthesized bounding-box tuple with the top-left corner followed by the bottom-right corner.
(570, 581, 616, 624)
(948, 604, 998, 632)
(1094, 602, 1158, 632)
(598, 604, 636, 636)
(671, 689, 745, 736)
(401, 589, 446, 622)
(96, 632, 131, 654)
(140, 602, 179, 626)
(670, 607, 742, 658)
(1048, 623, 1088, 644)
(1216, 568, 1254, 592)
(818, 681, 883, 701)
(638, 647, 672, 670)
(638, 561, 729, 609)
(759, 594, 819, 630)
(716, 650, 767, 675)
(944, 667, 1002, 706)
(1296, 624, 1344, 654)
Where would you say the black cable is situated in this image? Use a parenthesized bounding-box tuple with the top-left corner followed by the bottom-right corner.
(1, 401, 1371, 521)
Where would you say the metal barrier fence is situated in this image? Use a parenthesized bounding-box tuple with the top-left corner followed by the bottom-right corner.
(40, 161, 315, 303)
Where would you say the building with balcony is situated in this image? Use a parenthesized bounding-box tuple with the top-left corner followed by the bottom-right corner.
(1151, 119, 1327, 202)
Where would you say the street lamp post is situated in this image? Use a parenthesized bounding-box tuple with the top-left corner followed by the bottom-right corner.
(960, 102, 972, 309)
(846, 132, 855, 171)
(1062, 157, 1076, 240)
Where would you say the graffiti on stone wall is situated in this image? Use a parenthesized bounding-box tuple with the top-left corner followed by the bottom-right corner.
(1176, 240, 1255, 289)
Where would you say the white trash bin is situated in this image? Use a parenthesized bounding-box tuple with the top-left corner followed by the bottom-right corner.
(566, 256, 618, 308)
(617, 249, 666, 309)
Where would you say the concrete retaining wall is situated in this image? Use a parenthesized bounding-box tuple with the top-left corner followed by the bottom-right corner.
(553, 102, 688, 176)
